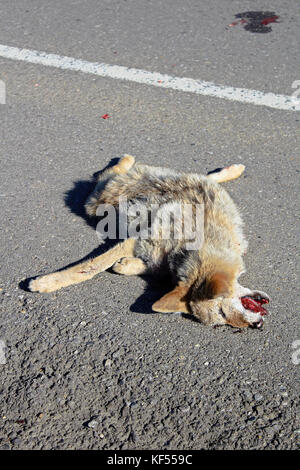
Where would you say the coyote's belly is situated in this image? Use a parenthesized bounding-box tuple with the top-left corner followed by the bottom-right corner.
(132, 180, 247, 281)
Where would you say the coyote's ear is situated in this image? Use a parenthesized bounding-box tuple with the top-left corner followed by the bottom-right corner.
(206, 271, 235, 298)
(152, 283, 189, 313)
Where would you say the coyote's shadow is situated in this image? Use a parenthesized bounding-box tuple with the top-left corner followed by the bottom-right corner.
(64, 157, 120, 228)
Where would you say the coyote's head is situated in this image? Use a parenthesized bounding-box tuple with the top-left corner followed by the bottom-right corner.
(152, 269, 270, 329)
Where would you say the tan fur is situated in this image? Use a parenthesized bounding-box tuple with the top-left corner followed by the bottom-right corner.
(152, 283, 189, 313)
(28, 155, 269, 328)
(29, 238, 135, 293)
(206, 271, 236, 298)
(112, 257, 147, 275)
(207, 164, 245, 183)
(110, 154, 135, 174)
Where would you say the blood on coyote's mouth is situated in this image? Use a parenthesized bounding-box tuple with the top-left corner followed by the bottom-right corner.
(241, 295, 269, 316)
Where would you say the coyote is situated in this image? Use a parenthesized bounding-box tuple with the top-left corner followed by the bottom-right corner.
(29, 155, 270, 328)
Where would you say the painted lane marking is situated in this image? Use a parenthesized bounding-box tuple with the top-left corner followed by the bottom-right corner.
(0, 44, 299, 111)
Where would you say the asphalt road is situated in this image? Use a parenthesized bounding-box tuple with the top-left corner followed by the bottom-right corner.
(0, 0, 299, 450)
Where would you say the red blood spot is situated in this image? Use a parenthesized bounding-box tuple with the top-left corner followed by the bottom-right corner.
(261, 16, 279, 25)
(229, 19, 248, 27)
(101, 114, 110, 119)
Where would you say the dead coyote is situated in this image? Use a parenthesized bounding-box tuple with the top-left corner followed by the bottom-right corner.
(29, 155, 270, 328)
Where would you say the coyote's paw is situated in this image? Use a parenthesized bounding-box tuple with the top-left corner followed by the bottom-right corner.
(113, 155, 135, 174)
(208, 164, 245, 183)
(112, 257, 146, 275)
(225, 164, 245, 177)
(29, 274, 62, 293)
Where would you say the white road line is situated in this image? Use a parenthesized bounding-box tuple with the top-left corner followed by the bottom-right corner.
(0, 44, 299, 111)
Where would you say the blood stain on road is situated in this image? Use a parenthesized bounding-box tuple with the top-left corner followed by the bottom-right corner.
(229, 11, 280, 33)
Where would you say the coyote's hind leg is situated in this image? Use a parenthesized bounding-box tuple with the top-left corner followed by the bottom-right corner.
(29, 239, 135, 293)
(95, 154, 135, 181)
(109, 154, 135, 175)
(112, 257, 147, 275)
(85, 154, 135, 216)
(207, 164, 245, 183)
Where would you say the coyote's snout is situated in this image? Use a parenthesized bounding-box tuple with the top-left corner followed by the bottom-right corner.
(28, 155, 270, 329)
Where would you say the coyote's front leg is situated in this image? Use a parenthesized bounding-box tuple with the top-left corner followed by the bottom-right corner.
(29, 238, 135, 293)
